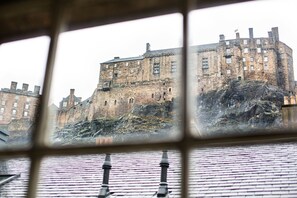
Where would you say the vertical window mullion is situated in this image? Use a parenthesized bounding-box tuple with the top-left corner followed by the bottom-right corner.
(181, 0, 190, 197)
(27, 2, 67, 198)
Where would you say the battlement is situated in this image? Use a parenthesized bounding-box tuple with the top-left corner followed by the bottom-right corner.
(1, 81, 41, 97)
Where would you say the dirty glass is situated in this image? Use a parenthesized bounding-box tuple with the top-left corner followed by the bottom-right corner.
(37, 150, 181, 197)
(0, 157, 30, 197)
(0, 37, 49, 148)
(48, 14, 183, 146)
(189, 0, 297, 137)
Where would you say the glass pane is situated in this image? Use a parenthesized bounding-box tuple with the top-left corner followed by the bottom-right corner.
(37, 151, 181, 197)
(0, 157, 30, 197)
(189, 143, 297, 197)
(189, 0, 297, 137)
(48, 14, 182, 145)
(0, 37, 49, 148)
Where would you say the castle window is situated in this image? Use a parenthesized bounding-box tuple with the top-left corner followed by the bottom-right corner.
(104, 101, 107, 106)
(244, 66, 247, 71)
(1, 100, 5, 105)
(226, 48, 231, 54)
(263, 50, 267, 53)
(24, 111, 28, 117)
(114, 64, 117, 67)
(137, 61, 140, 65)
(257, 48, 261, 53)
(264, 56, 268, 62)
(226, 57, 231, 64)
(129, 98, 134, 104)
(152, 93, 154, 98)
(169, 88, 172, 93)
(238, 76, 242, 80)
(114, 100, 117, 105)
(171, 61, 177, 73)
(153, 63, 160, 75)
(264, 64, 268, 70)
(114, 73, 118, 78)
(12, 109, 17, 115)
(25, 104, 29, 109)
(13, 102, 18, 108)
(256, 39, 261, 45)
(250, 65, 254, 71)
(126, 62, 129, 66)
(243, 40, 247, 45)
(227, 70, 231, 75)
(26, 98, 30, 102)
(74, 102, 78, 105)
(0, 115, 3, 121)
(242, 57, 246, 62)
(226, 41, 230, 45)
(63, 102, 67, 107)
(106, 65, 109, 69)
(202, 58, 209, 69)
(244, 48, 249, 53)
(0, 107, 4, 114)
(250, 57, 254, 62)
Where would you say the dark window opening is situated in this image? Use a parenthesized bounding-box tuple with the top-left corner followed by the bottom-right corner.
(104, 101, 107, 106)
(114, 100, 117, 105)
(152, 93, 154, 98)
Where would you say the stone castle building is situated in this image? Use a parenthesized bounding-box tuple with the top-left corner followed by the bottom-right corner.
(55, 27, 294, 127)
(0, 81, 40, 127)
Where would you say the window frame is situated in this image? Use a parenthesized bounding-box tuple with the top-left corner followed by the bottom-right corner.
(1, 1, 297, 198)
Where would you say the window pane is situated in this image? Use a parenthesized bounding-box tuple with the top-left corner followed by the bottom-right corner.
(189, 143, 297, 197)
(0, 158, 30, 197)
(189, 0, 297, 137)
(0, 37, 49, 148)
(37, 151, 181, 197)
(48, 14, 182, 145)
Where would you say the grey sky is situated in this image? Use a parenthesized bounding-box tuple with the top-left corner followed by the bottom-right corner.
(0, 0, 296, 106)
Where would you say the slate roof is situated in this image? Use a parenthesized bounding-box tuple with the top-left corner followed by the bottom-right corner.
(101, 43, 219, 63)
(2, 143, 297, 197)
(102, 56, 144, 64)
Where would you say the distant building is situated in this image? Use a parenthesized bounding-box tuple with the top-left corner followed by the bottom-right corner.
(56, 27, 296, 127)
(59, 89, 82, 110)
(0, 81, 40, 126)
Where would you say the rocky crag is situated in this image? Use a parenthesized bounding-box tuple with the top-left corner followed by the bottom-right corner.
(196, 80, 287, 136)
(53, 101, 177, 144)
(54, 80, 287, 144)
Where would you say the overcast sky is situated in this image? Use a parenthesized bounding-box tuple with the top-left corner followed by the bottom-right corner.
(0, 0, 296, 105)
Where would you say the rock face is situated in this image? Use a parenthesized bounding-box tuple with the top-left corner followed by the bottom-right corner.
(54, 80, 288, 144)
(53, 101, 176, 144)
(196, 80, 287, 136)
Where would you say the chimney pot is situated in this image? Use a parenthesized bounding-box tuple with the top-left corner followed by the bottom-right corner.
(146, 43, 151, 52)
(249, 28, 254, 39)
(10, 81, 17, 90)
(22, 83, 29, 91)
(219, 34, 225, 42)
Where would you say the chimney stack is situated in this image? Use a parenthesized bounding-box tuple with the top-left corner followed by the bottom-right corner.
(34, 85, 41, 95)
(10, 81, 17, 90)
(70, 89, 75, 96)
(219, 34, 225, 42)
(22, 83, 29, 91)
(146, 43, 151, 52)
(271, 27, 279, 42)
(236, 32, 240, 39)
(249, 28, 254, 39)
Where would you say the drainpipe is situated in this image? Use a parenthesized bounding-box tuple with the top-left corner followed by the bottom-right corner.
(98, 154, 112, 198)
(157, 150, 170, 197)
